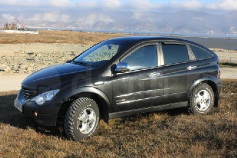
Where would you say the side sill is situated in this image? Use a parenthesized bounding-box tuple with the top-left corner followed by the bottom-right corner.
(109, 101, 188, 119)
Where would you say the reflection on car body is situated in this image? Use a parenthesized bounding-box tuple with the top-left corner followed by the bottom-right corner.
(15, 36, 221, 141)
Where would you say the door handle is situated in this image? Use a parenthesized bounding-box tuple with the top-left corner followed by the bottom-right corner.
(148, 72, 161, 78)
(187, 65, 197, 70)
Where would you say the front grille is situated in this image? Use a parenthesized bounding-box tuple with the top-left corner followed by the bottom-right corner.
(22, 87, 37, 100)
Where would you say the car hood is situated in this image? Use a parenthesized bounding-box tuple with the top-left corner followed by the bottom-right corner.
(22, 63, 94, 89)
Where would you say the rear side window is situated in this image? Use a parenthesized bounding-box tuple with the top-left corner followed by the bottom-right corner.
(190, 45, 212, 60)
(162, 43, 189, 65)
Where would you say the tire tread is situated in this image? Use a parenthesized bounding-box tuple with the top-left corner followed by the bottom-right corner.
(64, 97, 96, 141)
(189, 83, 214, 114)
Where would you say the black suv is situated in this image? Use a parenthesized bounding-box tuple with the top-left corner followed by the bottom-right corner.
(14, 36, 221, 141)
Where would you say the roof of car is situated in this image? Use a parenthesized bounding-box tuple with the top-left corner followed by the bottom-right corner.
(105, 36, 209, 51)
(106, 36, 188, 43)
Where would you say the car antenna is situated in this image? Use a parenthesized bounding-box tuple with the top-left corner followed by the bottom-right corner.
(169, 31, 175, 37)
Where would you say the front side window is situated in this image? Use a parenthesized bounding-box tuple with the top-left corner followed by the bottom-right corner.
(162, 43, 190, 65)
(122, 45, 157, 71)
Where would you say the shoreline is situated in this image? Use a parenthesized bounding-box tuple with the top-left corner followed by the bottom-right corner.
(0, 30, 237, 50)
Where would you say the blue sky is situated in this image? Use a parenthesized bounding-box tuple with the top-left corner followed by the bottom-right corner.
(0, 0, 236, 11)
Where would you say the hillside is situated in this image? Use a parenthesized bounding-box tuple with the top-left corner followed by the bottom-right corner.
(1, 9, 237, 35)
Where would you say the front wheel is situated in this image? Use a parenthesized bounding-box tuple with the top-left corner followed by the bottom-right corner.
(189, 83, 214, 114)
(64, 97, 100, 141)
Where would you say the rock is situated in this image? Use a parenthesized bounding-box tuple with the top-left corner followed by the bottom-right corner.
(27, 52, 34, 55)
(26, 58, 35, 61)
(0, 67, 5, 72)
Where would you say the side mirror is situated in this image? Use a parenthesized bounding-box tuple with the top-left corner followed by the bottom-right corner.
(114, 62, 130, 73)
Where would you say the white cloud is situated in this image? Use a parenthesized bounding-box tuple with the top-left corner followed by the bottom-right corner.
(208, 0, 237, 10)
(101, 0, 121, 8)
(22, 12, 71, 23)
(170, 0, 203, 10)
(1, 14, 15, 21)
(0, 0, 237, 11)
(28, 14, 42, 21)
(1, 14, 16, 24)
(168, 0, 237, 11)
(124, 0, 157, 10)
(0, 0, 70, 7)
(75, 0, 97, 8)
(61, 14, 71, 23)
(76, 13, 113, 28)
(48, 0, 72, 7)
(0, 0, 43, 7)
(42, 12, 59, 22)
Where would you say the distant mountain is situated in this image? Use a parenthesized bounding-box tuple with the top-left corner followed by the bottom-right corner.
(1, 9, 237, 35)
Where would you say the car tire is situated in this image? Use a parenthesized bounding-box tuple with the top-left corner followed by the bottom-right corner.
(64, 97, 100, 141)
(189, 83, 214, 114)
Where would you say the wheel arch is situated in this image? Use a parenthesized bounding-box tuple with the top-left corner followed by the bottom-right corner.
(188, 76, 221, 107)
(57, 87, 111, 125)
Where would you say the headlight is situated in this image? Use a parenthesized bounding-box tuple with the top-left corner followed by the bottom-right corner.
(31, 89, 59, 105)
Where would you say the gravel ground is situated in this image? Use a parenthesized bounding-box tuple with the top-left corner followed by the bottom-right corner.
(0, 43, 90, 74)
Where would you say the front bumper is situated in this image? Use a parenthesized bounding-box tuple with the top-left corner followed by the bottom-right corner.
(14, 90, 60, 126)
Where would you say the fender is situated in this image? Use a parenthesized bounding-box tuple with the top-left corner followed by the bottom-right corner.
(60, 86, 112, 112)
(188, 75, 221, 97)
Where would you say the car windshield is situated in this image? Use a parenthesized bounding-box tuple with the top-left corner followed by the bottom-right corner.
(73, 41, 127, 67)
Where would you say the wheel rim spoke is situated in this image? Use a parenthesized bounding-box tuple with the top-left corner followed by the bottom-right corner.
(78, 110, 87, 122)
(77, 107, 97, 134)
(195, 90, 211, 112)
(200, 102, 206, 110)
(88, 112, 96, 127)
(80, 122, 89, 132)
(195, 93, 202, 104)
(88, 111, 95, 121)
(203, 91, 210, 100)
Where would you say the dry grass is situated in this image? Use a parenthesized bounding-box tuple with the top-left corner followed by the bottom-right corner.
(0, 79, 236, 157)
(0, 30, 127, 45)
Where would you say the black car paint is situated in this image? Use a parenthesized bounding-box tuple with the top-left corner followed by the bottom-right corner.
(16, 36, 221, 126)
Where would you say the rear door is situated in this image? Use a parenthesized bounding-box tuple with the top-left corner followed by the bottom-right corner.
(160, 42, 194, 104)
(187, 44, 216, 81)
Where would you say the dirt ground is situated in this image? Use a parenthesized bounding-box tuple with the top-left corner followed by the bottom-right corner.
(211, 48, 237, 63)
(0, 30, 124, 45)
(0, 73, 28, 92)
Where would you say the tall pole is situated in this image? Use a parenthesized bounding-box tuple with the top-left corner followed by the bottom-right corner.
(15, 18, 27, 31)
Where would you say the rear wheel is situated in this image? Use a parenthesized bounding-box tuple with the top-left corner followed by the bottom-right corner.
(64, 97, 100, 141)
(189, 83, 214, 114)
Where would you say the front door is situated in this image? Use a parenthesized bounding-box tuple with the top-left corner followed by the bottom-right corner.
(112, 44, 163, 112)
